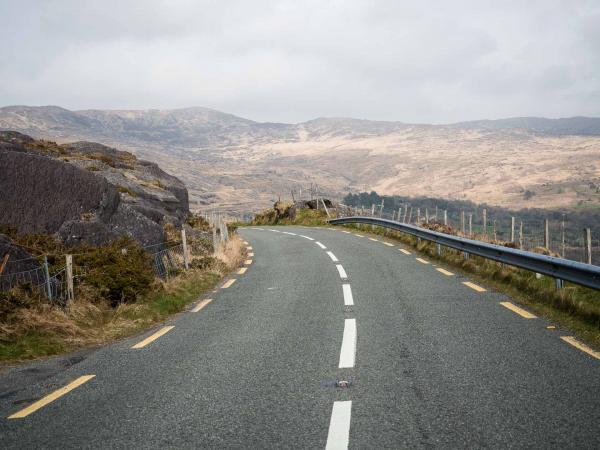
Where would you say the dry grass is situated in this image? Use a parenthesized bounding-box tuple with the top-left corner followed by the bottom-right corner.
(0, 234, 244, 364)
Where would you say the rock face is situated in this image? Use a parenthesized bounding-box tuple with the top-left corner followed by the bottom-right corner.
(0, 131, 189, 246)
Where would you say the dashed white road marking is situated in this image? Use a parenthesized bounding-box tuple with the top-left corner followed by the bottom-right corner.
(237, 267, 247, 275)
(247, 252, 254, 257)
(326, 251, 339, 262)
(269, 229, 280, 233)
(436, 268, 454, 276)
(282, 231, 297, 235)
(353, 234, 364, 237)
(325, 401, 352, 450)
(316, 241, 327, 249)
(336, 265, 348, 280)
(399, 249, 411, 255)
(299, 235, 314, 240)
(382, 242, 394, 247)
(416, 258, 430, 264)
(341, 230, 351, 234)
(339, 318, 356, 368)
(368, 238, 379, 242)
(342, 284, 354, 306)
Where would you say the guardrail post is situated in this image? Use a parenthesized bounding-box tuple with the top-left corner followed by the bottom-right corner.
(436, 243, 441, 256)
(43, 255, 52, 301)
(181, 228, 190, 270)
(65, 254, 74, 302)
(555, 278, 564, 289)
(584, 228, 592, 265)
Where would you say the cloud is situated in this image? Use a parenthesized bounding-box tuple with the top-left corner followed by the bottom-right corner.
(0, 0, 599, 123)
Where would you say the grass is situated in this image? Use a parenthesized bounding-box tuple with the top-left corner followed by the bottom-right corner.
(345, 222, 600, 349)
(0, 235, 244, 364)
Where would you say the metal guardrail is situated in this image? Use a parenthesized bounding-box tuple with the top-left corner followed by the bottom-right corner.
(329, 216, 600, 291)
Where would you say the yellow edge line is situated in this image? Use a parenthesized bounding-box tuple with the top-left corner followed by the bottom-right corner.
(499, 301, 537, 319)
(560, 336, 600, 360)
(243, 241, 249, 245)
(191, 298, 212, 313)
(237, 267, 247, 275)
(246, 246, 253, 250)
(436, 268, 454, 276)
(222, 279, 236, 288)
(8, 375, 96, 419)
(416, 258, 429, 264)
(354, 234, 364, 237)
(247, 252, 254, 257)
(131, 326, 174, 349)
(463, 281, 486, 292)
(399, 249, 411, 255)
(369, 238, 379, 242)
(244, 259, 252, 265)
(383, 242, 394, 247)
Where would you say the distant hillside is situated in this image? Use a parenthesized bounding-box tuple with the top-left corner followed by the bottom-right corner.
(0, 105, 599, 213)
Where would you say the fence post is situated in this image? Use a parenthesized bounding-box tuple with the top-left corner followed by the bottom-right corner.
(181, 228, 190, 270)
(544, 219, 549, 249)
(65, 254, 74, 302)
(510, 217, 515, 243)
(379, 199, 384, 217)
(443, 210, 447, 226)
(461, 211, 465, 234)
(43, 255, 52, 301)
(425, 208, 429, 224)
(561, 214, 566, 258)
(417, 208, 421, 225)
(519, 221, 524, 250)
(434, 206, 438, 222)
(468, 213, 472, 237)
(584, 228, 592, 264)
(482, 208, 487, 236)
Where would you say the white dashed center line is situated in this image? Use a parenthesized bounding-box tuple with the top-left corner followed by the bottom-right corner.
(316, 241, 327, 249)
(342, 284, 354, 306)
(326, 251, 339, 262)
(325, 401, 352, 450)
(336, 265, 348, 280)
(299, 235, 314, 240)
(339, 318, 356, 368)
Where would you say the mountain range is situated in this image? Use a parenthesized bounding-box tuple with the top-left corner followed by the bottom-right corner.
(1, 105, 599, 213)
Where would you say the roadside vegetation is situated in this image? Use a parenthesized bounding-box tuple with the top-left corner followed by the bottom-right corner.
(0, 218, 244, 363)
(251, 201, 329, 226)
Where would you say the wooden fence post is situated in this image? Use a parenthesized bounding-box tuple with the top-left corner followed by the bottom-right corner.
(65, 254, 74, 302)
(482, 208, 487, 236)
(182, 228, 190, 270)
(519, 221, 524, 250)
(468, 213, 472, 237)
(43, 255, 52, 301)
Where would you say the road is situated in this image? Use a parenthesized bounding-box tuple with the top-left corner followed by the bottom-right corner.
(1, 225, 599, 449)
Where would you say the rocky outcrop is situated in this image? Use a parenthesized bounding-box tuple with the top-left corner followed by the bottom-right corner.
(0, 131, 190, 246)
(0, 234, 40, 275)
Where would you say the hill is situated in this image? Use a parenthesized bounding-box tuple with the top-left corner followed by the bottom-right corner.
(1, 106, 599, 214)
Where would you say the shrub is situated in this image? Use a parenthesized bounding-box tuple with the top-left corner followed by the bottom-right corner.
(77, 238, 155, 305)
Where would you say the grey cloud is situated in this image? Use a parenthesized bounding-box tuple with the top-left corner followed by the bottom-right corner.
(0, 0, 599, 123)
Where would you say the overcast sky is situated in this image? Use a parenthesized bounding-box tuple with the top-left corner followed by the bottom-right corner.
(1, 0, 599, 123)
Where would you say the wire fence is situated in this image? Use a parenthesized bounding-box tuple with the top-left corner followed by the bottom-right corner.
(1, 217, 231, 304)
(335, 203, 599, 266)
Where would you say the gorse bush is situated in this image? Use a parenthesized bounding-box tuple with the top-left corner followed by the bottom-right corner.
(76, 238, 155, 305)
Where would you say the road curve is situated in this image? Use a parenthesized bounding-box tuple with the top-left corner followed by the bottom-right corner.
(1, 225, 599, 449)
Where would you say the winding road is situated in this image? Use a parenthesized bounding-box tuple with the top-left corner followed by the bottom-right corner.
(1, 226, 599, 449)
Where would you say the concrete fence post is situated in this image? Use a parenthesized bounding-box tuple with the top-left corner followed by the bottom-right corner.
(584, 228, 592, 265)
(511, 217, 515, 243)
(443, 210, 447, 226)
(482, 208, 487, 236)
(468, 213, 472, 237)
(519, 221, 524, 250)
(544, 219, 550, 249)
(65, 254, 74, 302)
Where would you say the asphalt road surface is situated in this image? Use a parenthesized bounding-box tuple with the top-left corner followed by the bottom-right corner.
(1, 226, 599, 449)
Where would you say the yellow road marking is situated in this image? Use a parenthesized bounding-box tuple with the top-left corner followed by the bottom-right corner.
(383, 242, 394, 247)
(243, 241, 249, 245)
(399, 249, 411, 255)
(436, 268, 454, 276)
(247, 252, 254, 257)
(244, 259, 252, 265)
(369, 238, 379, 242)
(191, 298, 212, 313)
(222, 279, 236, 288)
(416, 258, 429, 264)
(131, 326, 174, 349)
(499, 302, 537, 319)
(246, 246, 253, 250)
(341, 231, 351, 234)
(560, 336, 600, 360)
(462, 281, 486, 292)
(354, 234, 364, 237)
(8, 375, 96, 419)
(546, 325, 556, 330)
(237, 267, 247, 275)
